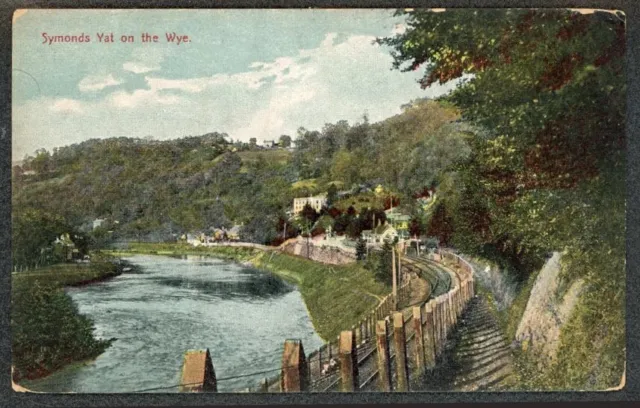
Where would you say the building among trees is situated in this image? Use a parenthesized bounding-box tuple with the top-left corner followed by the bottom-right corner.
(293, 195, 327, 215)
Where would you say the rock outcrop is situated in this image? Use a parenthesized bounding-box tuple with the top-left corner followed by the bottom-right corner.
(514, 252, 584, 364)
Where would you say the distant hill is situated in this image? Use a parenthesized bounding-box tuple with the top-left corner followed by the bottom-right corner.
(12, 99, 463, 244)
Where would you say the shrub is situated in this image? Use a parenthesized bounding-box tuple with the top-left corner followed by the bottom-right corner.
(11, 280, 114, 381)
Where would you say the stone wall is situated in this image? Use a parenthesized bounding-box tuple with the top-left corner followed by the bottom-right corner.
(280, 238, 356, 265)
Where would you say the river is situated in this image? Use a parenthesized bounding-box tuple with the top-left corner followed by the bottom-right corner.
(21, 254, 324, 393)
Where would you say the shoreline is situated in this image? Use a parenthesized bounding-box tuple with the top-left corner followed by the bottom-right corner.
(12, 256, 127, 384)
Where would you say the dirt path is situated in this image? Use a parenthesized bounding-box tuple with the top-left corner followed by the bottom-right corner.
(419, 296, 517, 391)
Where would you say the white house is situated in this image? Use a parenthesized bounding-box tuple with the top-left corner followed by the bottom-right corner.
(293, 195, 328, 214)
(92, 218, 106, 230)
(361, 224, 398, 245)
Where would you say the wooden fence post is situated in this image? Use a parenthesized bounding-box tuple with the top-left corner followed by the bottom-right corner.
(375, 319, 392, 392)
(413, 306, 426, 375)
(392, 248, 398, 311)
(371, 312, 376, 339)
(444, 294, 450, 332)
(447, 292, 453, 333)
(281, 339, 308, 392)
(442, 292, 451, 342)
(392, 312, 409, 392)
(436, 297, 444, 357)
(339, 330, 358, 392)
(463, 279, 469, 303)
(179, 349, 217, 392)
(423, 302, 436, 368)
(451, 289, 457, 323)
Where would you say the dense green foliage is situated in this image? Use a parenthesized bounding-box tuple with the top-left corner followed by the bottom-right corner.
(11, 259, 122, 381)
(13, 99, 463, 259)
(380, 8, 625, 389)
(365, 240, 395, 286)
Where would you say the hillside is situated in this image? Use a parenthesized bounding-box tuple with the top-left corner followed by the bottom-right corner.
(12, 99, 462, 249)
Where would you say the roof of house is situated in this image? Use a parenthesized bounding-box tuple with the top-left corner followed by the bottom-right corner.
(373, 223, 393, 235)
(385, 209, 411, 222)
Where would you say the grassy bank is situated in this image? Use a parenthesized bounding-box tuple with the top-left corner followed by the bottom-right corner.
(111, 242, 390, 340)
(12, 257, 126, 288)
(12, 254, 126, 381)
(109, 241, 260, 262)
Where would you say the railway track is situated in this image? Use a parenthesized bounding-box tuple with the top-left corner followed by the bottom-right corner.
(403, 255, 453, 298)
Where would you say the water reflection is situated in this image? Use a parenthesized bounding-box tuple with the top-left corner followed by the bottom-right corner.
(152, 272, 292, 299)
(21, 254, 323, 393)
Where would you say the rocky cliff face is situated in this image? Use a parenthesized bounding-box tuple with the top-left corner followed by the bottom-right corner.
(514, 252, 584, 365)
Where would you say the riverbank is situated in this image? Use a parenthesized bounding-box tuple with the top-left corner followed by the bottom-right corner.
(108, 242, 390, 341)
(11, 254, 130, 382)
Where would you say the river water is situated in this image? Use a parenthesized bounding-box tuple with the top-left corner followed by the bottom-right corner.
(22, 254, 324, 393)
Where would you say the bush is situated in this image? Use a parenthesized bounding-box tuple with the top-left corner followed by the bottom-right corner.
(11, 280, 114, 381)
(365, 241, 394, 286)
(355, 238, 367, 261)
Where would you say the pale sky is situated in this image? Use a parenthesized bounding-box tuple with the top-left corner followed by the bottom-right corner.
(12, 9, 460, 160)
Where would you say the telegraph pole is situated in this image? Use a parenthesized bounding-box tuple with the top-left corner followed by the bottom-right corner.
(392, 244, 397, 311)
(397, 242, 402, 283)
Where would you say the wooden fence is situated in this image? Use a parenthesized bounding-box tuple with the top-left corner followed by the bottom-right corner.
(179, 248, 474, 392)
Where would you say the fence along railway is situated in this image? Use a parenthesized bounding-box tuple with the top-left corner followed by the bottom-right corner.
(177, 248, 480, 392)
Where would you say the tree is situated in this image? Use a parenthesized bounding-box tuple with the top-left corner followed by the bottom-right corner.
(408, 217, 424, 238)
(331, 149, 362, 186)
(12, 280, 114, 380)
(332, 213, 351, 235)
(379, 9, 624, 195)
(345, 219, 363, 239)
(300, 203, 319, 225)
(380, 9, 625, 388)
(426, 201, 454, 247)
(380, 8, 625, 262)
(326, 183, 338, 206)
(12, 208, 71, 268)
(356, 238, 367, 260)
(240, 215, 278, 245)
(374, 240, 394, 285)
(279, 135, 292, 148)
(249, 138, 257, 149)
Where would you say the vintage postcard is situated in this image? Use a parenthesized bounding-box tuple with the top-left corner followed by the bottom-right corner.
(11, 8, 625, 394)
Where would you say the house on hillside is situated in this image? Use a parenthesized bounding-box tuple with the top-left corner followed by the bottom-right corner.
(262, 140, 279, 149)
(417, 192, 437, 211)
(361, 223, 399, 245)
(53, 233, 79, 261)
(92, 218, 106, 230)
(293, 194, 328, 214)
(227, 225, 242, 241)
(186, 233, 201, 246)
(211, 227, 226, 241)
(385, 208, 411, 236)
